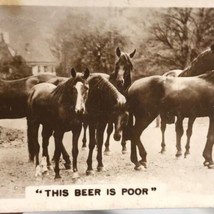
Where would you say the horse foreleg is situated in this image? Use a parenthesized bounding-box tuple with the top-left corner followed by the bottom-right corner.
(52, 132, 71, 169)
(86, 124, 96, 175)
(71, 124, 82, 179)
(82, 123, 88, 149)
(104, 123, 113, 155)
(184, 117, 195, 158)
(203, 117, 214, 169)
(53, 131, 64, 179)
(160, 115, 167, 154)
(96, 122, 107, 172)
(121, 134, 127, 154)
(175, 116, 184, 157)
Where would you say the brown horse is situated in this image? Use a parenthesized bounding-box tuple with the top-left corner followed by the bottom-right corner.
(160, 44, 214, 157)
(127, 71, 214, 170)
(27, 68, 90, 179)
(85, 75, 129, 175)
(104, 47, 136, 154)
(0, 73, 66, 119)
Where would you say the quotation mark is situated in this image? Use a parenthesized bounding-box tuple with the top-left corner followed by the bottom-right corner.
(36, 189, 42, 194)
(151, 187, 157, 191)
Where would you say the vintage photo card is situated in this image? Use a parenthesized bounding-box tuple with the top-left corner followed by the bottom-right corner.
(0, 0, 214, 212)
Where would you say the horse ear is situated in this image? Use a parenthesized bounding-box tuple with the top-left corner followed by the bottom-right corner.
(130, 49, 136, 58)
(83, 68, 90, 79)
(116, 47, 121, 57)
(70, 68, 76, 78)
(211, 44, 214, 53)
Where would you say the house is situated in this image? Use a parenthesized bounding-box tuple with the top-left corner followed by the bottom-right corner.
(18, 42, 58, 75)
(0, 31, 58, 76)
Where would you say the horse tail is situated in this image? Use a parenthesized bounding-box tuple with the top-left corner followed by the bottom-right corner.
(123, 111, 134, 141)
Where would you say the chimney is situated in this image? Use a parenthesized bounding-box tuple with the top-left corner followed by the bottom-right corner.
(0, 32, 9, 44)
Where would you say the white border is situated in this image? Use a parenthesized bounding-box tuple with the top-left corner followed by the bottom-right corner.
(0, 0, 214, 8)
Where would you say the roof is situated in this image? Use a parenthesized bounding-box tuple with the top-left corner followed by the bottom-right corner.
(17, 40, 58, 65)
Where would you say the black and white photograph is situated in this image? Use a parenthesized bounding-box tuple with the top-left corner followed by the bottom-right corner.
(0, 0, 214, 212)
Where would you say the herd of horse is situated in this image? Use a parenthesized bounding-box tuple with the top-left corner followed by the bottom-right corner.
(1, 45, 214, 179)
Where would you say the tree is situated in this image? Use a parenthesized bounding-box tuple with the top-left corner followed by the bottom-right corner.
(50, 12, 130, 76)
(142, 8, 214, 75)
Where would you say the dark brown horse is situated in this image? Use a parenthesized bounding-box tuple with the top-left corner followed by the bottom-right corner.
(0, 73, 66, 119)
(127, 71, 214, 170)
(104, 47, 136, 154)
(85, 75, 129, 175)
(160, 44, 214, 157)
(27, 68, 90, 179)
(81, 47, 136, 154)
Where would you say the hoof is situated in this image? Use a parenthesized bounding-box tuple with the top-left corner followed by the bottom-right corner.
(35, 166, 42, 177)
(48, 165, 53, 170)
(82, 147, 87, 151)
(134, 165, 143, 171)
(159, 149, 165, 154)
(72, 172, 80, 179)
(203, 161, 210, 167)
(139, 161, 147, 168)
(104, 150, 111, 156)
(176, 152, 182, 158)
(97, 166, 104, 172)
(42, 170, 49, 176)
(122, 150, 127, 155)
(208, 163, 214, 169)
(64, 163, 71, 170)
(122, 147, 127, 154)
(86, 170, 95, 176)
(54, 174, 61, 179)
(41, 166, 48, 174)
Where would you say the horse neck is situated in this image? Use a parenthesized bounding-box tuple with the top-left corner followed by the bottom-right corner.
(51, 78, 76, 107)
(180, 49, 214, 77)
(89, 76, 124, 110)
(109, 71, 131, 95)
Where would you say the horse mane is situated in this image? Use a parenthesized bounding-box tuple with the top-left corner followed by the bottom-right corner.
(198, 70, 214, 83)
(88, 75, 124, 106)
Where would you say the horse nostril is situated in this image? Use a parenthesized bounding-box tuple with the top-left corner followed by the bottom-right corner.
(114, 133, 121, 141)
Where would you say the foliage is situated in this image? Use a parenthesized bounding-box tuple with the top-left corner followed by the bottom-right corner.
(142, 8, 214, 75)
(51, 12, 131, 76)
(0, 55, 32, 80)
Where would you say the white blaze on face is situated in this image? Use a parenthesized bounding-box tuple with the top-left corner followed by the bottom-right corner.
(117, 67, 125, 84)
(75, 82, 85, 113)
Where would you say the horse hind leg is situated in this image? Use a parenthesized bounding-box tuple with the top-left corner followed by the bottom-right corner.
(131, 115, 156, 170)
(41, 125, 53, 174)
(184, 117, 195, 158)
(104, 123, 113, 155)
(203, 117, 214, 169)
(27, 119, 41, 177)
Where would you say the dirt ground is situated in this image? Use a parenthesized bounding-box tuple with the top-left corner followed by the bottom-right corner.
(0, 117, 213, 200)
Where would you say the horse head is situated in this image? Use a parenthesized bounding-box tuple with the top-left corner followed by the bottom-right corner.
(111, 93, 129, 141)
(112, 105, 129, 142)
(111, 47, 136, 92)
(70, 68, 90, 115)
